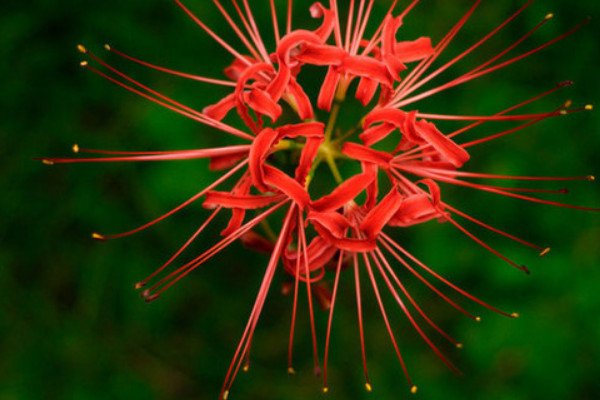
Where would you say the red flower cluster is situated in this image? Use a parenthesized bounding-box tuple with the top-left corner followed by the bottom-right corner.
(41, 1, 596, 398)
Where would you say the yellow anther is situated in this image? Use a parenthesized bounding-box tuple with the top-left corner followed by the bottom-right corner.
(411, 386, 418, 395)
(564, 100, 573, 108)
(588, 175, 596, 181)
(42, 159, 54, 165)
(134, 282, 145, 290)
(80, 61, 88, 67)
(475, 316, 482, 323)
(540, 247, 551, 257)
(72, 144, 80, 153)
(585, 104, 594, 111)
(511, 312, 520, 318)
(365, 383, 372, 392)
(242, 364, 249, 372)
(456, 343, 464, 349)
(287, 367, 296, 375)
(559, 110, 568, 116)
(545, 13, 554, 20)
(104, 43, 111, 51)
(92, 232, 105, 241)
(322, 387, 329, 394)
(77, 44, 87, 54)
(222, 390, 229, 400)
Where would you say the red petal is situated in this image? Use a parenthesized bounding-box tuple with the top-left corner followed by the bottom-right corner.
(360, 187, 404, 238)
(240, 230, 275, 254)
(342, 142, 392, 167)
(209, 152, 248, 171)
(310, 2, 336, 41)
(243, 88, 282, 122)
(295, 42, 346, 66)
(311, 169, 376, 212)
(203, 191, 285, 209)
(249, 128, 280, 192)
(263, 165, 310, 209)
(395, 37, 434, 63)
(355, 77, 379, 106)
(340, 55, 393, 87)
(415, 120, 470, 167)
(286, 77, 314, 120)
(359, 122, 396, 146)
(317, 66, 341, 111)
(276, 121, 325, 139)
(203, 93, 236, 121)
(295, 136, 324, 185)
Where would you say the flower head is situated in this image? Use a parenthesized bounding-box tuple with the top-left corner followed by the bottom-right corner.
(41, 1, 596, 398)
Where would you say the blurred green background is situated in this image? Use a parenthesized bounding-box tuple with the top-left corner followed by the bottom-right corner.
(2, 1, 599, 399)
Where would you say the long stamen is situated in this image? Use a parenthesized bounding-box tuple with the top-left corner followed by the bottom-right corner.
(373, 247, 461, 346)
(446, 217, 531, 274)
(394, 18, 589, 108)
(397, 166, 600, 212)
(323, 250, 344, 393)
(212, 0, 263, 61)
(396, 1, 535, 100)
(105, 44, 237, 86)
(360, 247, 415, 391)
(393, 0, 481, 98)
(298, 211, 322, 376)
(287, 223, 302, 375)
(377, 237, 478, 319)
(353, 252, 371, 391)
(41, 146, 250, 164)
(233, 0, 272, 63)
(77, 55, 252, 141)
(344, 0, 355, 52)
(329, 0, 343, 48)
(380, 233, 516, 319)
(220, 205, 296, 400)
(173, 0, 252, 66)
(370, 249, 460, 374)
(286, 0, 293, 34)
(396, 81, 573, 160)
(91, 160, 247, 240)
(145, 201, 289, 300)
(444, 203, 549, 255)
(136, 207, 222, 290)
(269, 0, 281, 44)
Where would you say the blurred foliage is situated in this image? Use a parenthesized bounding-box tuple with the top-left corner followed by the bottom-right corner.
(2, 1, 599, 399)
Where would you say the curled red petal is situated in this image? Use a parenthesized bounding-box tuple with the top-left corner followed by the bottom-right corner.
(311, 169, 377, 212)
(359, 122, 396, 146)
(240, 230, 275, 254)
(249, 128, 280, 192)
(388, 194, 445, 227)
(277, 121, 325, 139)
(355, 77, 379, 106)
(209, 151, 248, 171)
(286, 77, 315, 120)
(203, 93, 237, 121)
(294, 42, 346, 66)
(310, 2, 335, 41)
(296, 136, 324, 185)
(339, 55, 393, 87)
(342, 142, 392, 167)
(395, 37, 434, 63)
(415, 120, 471, 167)
(263, 165, 310, 209)
(360, 187, 404, 239)
(243, 88, 282, 122)
(203, 191, 285, 209)
(317, 66, 341, 111)
(307, 211, 376, 252)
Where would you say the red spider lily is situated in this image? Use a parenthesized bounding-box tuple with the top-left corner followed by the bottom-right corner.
(39, 1, 597, 398)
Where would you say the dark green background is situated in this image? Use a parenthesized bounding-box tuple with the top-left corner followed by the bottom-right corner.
(2, 1, 599, 399)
